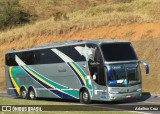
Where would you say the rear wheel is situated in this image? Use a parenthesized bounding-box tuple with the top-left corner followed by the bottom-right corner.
(80, 89, 91, 104)
(28, 88, 37, 100)
(20, 88, 28, 99)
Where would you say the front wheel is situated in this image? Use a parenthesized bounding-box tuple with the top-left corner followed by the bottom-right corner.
(80, 89, 91, 104)
(28, 88, 37, 100)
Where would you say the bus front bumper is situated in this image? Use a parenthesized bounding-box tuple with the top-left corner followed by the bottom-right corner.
(108, 91, 142, 101)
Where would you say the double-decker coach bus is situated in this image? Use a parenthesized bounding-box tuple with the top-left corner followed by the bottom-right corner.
(5, 39, 149, 104)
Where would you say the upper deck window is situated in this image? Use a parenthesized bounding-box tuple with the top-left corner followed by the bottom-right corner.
(101, 43, 138, 62)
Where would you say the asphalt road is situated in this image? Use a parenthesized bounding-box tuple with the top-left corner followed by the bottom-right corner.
(0, 91, 160, 113)
(90, 95, 160, 114)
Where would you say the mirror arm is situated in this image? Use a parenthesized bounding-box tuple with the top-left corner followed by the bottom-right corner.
(106, 66, 112, 77)
(139, 60, 149, 74)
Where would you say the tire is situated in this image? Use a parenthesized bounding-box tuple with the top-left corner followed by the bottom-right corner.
(28, 88, 37, 100)
(111, 100, 119, 104)
(20, 88, 28, 99)
(80, 89, 91, 104)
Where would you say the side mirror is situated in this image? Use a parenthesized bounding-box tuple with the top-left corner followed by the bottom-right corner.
(107, 66, 112, 77)
(139, 60, 149, 74)
(106, 66, 117, 86)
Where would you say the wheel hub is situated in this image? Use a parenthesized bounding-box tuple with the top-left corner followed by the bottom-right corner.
(83, 92, 88, 101)
(22, 90, 26, 98)
(30, 91, 35, 99)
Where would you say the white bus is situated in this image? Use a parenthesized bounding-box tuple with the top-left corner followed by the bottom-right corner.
(5, 39, 149, 104)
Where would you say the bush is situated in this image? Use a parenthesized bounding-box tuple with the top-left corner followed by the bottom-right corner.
(0, 0, 29, 30)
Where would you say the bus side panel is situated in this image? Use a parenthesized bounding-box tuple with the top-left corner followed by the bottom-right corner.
(5, 66, 19, 97)
(30, 63, 82, 99)
(6, 65, 61, 99)
(90, 80, 109, 101)
(15, 65, 62, 99)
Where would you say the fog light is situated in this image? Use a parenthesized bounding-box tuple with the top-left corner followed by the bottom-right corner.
(110, 96, 116, 99)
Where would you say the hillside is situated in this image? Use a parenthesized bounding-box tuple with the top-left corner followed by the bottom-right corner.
(0, 0, 160, 94)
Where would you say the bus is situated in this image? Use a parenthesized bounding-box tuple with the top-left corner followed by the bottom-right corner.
(5, 39, 149, 104)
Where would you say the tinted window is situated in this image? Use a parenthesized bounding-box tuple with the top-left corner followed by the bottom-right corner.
(5, 45, 86, 66)
(5, 51, 35, 66)
(5, 53, 18, 66)
(58, 45, 86, 62)
(87, 44, 106, 86)
(101, 43, 138, 62)
(17, 51, 35, 65)
(35, 49, 63, 64)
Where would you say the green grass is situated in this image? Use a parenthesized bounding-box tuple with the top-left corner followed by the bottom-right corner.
(0, 0, 160, 95)
(0, 112, 134, 114)
(0, 97, 134, 113)
(0, 97, 66, 105)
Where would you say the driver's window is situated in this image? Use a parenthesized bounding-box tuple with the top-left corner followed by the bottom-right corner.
(94, 48, 103, 63)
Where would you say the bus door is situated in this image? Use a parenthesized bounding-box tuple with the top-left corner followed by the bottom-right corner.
(86, 44, 106, 86)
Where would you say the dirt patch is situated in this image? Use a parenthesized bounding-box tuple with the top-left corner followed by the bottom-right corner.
(1, 22, 160, 94)
(0, 67, 5, 90)
(63, 23, 160, 41)
(133, 38, 160, 94)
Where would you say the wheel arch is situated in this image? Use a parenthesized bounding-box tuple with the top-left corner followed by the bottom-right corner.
(79, 87, 91, 98)
(20, 86, 28, 93)
(28, 86, 37, 98)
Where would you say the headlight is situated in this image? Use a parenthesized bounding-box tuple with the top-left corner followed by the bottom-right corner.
(109, 91, 119, 94)
(137, 88, 142, 92)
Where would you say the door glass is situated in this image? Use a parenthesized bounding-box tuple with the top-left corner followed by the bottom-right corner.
(87, 44, 106, 86)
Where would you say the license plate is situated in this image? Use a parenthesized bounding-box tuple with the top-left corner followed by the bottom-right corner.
(126, 95, 131, 98)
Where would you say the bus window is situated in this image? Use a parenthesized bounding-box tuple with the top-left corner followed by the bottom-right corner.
(17, 51, 35, 65)
(34, 49, 63, 64)
(5, 53, 18, 66)
(58, 45, 86, 62)
(101, 43, 137, 62)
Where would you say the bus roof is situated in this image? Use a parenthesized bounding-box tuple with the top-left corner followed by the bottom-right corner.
(6, 39, 129, 53)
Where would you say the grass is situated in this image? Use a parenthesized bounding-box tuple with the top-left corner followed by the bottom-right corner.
(0, 112, 132, 114)
(1, 0, 160, 44)
(0, 0, 159, 47)
(0, 0, 160, 95)
(0, 97, 134, 113)
(19, 0, 109, 21)
(0, 12, 146, 44)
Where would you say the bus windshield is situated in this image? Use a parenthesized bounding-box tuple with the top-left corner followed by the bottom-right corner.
(107, 64, 141, 86)
(101, 43, 138, 62)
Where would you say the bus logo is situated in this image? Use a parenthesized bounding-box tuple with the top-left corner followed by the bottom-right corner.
(2, 106, 11, 111)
